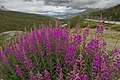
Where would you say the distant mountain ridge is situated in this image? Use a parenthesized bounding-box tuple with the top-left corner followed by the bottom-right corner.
(76, 8, 102, 18)
(88, 4, 120, 21)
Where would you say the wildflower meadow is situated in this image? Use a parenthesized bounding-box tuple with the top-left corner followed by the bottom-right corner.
(0, 23, 120, 80)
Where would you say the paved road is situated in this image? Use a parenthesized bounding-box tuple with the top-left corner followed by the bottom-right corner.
(86, 19, 120, 25)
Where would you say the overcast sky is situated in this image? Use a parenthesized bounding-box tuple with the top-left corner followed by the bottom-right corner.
(0, 0, 120, 16)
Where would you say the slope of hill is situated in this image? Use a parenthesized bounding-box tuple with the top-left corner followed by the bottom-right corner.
(89, 4, 120, 21)
(77, 8, 102, 18)
(0, 5, 9, 11)
(0, 11, 54, 33)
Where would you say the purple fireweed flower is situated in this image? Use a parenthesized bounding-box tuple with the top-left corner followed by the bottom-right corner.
(110, 49, 120, 71)
(34, 30, 43, 55)
(73, 35, 82, 47)
(18, 33, 33, 54)
(17, 33, 29, 51)
(56, 61, 61, 76)
(23, 33, 29, 40)
(113, 49, 120, 71)
(44, 70, 51, 80)
(67, 56, 86, 80)
(45, 41, 52, 54)
(95, 25, 104, 36)
(40, 28, 47, 41)
(43, 37, 52, 54)
(83, 27, 89, 40)
(116, 58, 120, 70)
(28, 45, 35, 54)
(36, 43, 42, 55)
(112, 48, 120, 55)
(47, 28, 53, 39)
(92, 53, 101, 76)
(18, 37, 23, 45)
(0, 48, 9, 64)
(11, 44, 23, 63)
(13, 64, 24, 77)
(97, 77, 101, 80)
(28, 33, 36, 54)
(75, 24, 80, 35)
(52, 27, 62, 42)
(65, 45, 76, 65)
(57, 68, 63, 80)
(85, 39, 99, 54)
(30, 30, 36, 40)
(3, 45, 9, 54)
(75, 73, 82, 80)
(56, 59, 63, 79)
(101, 60, 109, 80)
(82, 74, 88, 80)
(35, 30, 42, 43)
(62, 28, 70, 42)
(100, 39, 107, 51)
(30, 76, 33, 80)
(15, 43, 25, 59)
(23, 37, 29, 49)
(93, 53, 109, 79)
(102, 53, 107, 60)
(7, 46, 15, 54)
(30, 76, 37, 80)
(55, 44, 63, 53)
(18, 37, 27, 51)
(3, 45, 15, 55)
(103, 77, 109, 80)
(23, 55, 34, 71)
(94, 53, 101, 66)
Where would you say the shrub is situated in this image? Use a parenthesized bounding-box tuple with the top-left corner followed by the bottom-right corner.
(0, 24, 120, 80)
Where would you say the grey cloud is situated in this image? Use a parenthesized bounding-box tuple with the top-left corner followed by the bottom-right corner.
(0, 0, 120, 18)
(43, 0, 120, 8)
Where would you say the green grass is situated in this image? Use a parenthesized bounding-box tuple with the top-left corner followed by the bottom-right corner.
(110, 24, 120, 31)
(0, 11, 55, 46)
(70, 28, 120, 50)
(0, 11, 120, 48)
(69, 16, 120, 31)
(65, 16, 99, 28)
(0, 11, 55, 33)
(0, 11, 120, 33)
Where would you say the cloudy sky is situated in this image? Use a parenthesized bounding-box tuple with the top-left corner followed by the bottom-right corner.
(0, 0, 120, 17)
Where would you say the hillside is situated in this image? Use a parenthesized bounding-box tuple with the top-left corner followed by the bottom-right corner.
(89, 4, 120, 21)
(77, 8, 102, 18)
(0, 11, 54, 33)
(0, 5, 9, 11)
(0, 10, 120, 34)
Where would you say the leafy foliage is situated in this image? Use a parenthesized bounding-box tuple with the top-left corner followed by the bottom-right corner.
(0, 23, 120, 80)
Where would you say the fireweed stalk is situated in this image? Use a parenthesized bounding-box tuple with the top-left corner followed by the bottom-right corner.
(0, 24, 120, 80)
